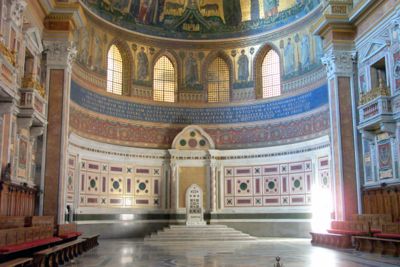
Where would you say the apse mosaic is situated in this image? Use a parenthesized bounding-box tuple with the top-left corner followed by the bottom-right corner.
(68, 156, 162, 208)
(224, 160, 317, 207)
(82, 0, 321, 39)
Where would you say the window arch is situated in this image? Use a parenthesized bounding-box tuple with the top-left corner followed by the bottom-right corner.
(153, 56, 176, 102)
(261, 49, 281, 98)
(207, 57, 230, 103)
(107, 45, 123, 95)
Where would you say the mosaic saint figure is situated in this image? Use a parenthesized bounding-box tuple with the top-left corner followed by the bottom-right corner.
(185, 53, 199, 87)
(130, 0, 141, 17)
(284, 38, 295, 74)
(223, 0, 242, 26)
(237, 50, 249, 81)
(314, 36, 323, 62)
(80, 28, 89, 65)
(155, 0, 165, 24)
(263, 0, 279, 17)
(137, 47, 149, 80)
(251, 0, 260, 20)
(301, 35, 310, 70)
(138, 0, 157, 24)
(94, 34, 103, 70)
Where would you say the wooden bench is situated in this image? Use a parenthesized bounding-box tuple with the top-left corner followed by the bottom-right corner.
(57, 223, 82, 240)
(33, 239, 86, 267)
(31, 216, 54, 227)
(310, 232, 352, 248)
(0, 226, 62, 255)
(354, 236, 400, 257)
(82, 234, 99, 251)
(327, 221, 369, 236)
(351, 214, 392, 234)
(0, 257, 33, 267)
(0, 216, 28, 229)
(374, 223, 400, 239)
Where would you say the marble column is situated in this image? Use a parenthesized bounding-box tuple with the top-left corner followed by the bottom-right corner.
(42, 40, 76, 223)
(162, 161, 170, 210)
(170, 161, 178, 211)
(209, 162, 217, 212)
(322, 49, 360, 220)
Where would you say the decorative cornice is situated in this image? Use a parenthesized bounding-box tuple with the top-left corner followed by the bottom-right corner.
(44, 13, 75, 31)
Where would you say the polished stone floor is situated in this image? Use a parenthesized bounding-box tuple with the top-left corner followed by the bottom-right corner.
(64, 238, 400, 267)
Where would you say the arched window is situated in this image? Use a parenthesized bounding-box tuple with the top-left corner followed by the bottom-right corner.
(261, 49, 281, 98)
(207, 57, 230, 103)
(153, 56, 176, 103)
(107, 45, 123, 95)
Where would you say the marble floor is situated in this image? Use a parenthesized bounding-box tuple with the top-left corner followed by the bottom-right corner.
(64, 238, 400, 267)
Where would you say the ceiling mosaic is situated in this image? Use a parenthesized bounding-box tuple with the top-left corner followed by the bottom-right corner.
(82, 0, 321, 39)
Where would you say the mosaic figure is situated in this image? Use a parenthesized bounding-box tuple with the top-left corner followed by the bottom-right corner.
(314, 36, 323, 62)
(251, 0, 260, 20)
(223, 0, 242, 26)
(138, 0, 157, 24)
(79, 28, 89, 65)
(237, 50, 249, 81)
(284, 38, 295, 74)
(131, 0, 141, 17)
(185, 52, 199, 87)
(301, 35, 310, 70)
(137, 47, 149, 80)
(94, 34, 103, 70)
(263, 0, 279, 17)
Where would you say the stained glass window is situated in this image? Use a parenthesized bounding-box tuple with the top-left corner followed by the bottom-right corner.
(207, 57, 230, 103)
(153, 56, 176, 102)
(262, 50, 281, 98)
(107, 45, 123, 95)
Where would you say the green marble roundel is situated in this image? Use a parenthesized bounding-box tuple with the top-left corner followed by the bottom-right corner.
(199, 139, 206, 146)
(294, 179, 301, 188)
(240, 182, 248, 191)
(112, 181, 120, 190)
(268, 181, 275, 190)
(180, 139, 187, 146)
(90, 179, 96, 188)
(138, 182, 147, 191)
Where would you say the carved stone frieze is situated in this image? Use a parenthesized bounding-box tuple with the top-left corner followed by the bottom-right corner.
(321, 49, 357, 78)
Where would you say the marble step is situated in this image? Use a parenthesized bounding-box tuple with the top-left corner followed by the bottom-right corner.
(161, 229, 239, 233)
(146, 236, 257, 242)
(152, 232, 251, 237)
(169, 225, 228, 229)
(145, 225, 256, 242)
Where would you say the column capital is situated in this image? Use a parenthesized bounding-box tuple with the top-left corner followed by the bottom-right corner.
(44, 40, 77, 70)
(321, 49, 357, 78)
(10, 0, 27, 27)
